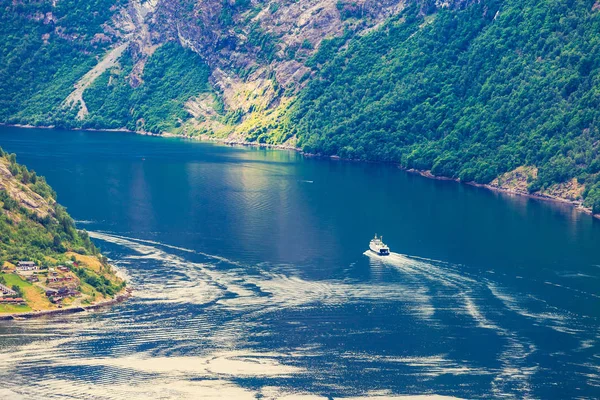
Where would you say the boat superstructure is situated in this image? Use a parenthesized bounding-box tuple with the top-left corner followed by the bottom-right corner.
(369, 234, 390, 256)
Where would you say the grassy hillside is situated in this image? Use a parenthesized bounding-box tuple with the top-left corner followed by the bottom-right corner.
(0, 150, 92, 262)
(0, 148, 125, 312)
(274, 0, 600, 213)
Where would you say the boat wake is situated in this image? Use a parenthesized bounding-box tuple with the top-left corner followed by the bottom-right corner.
(89, 232, 436, 318)
(0, 233, 596, 399)
(88, 236, 600, 397)
(362, 250, 595, 397)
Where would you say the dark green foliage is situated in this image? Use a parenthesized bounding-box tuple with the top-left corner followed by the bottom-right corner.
(306, 33, 351, 69)
(0, 147, 98, 264)
(82, 43, 211, 133)
(301, 39, 313, 50)
(336, 1, 362, 20)
(281, 0, 600, 208)
(73, 266, 124, 296)
(11, 285, 23, 298)
(246, 23, 278, 62)
(2, 0, 599, 213)
(218, 0, 252, 26)
(0, 0, 125, 125)
(583, 181, 600, 213)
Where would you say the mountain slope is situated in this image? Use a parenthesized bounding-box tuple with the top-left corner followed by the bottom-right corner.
(279, 0, 600, 213)
(0, 0, 128, 125)
(1, 0, 599, 213)
(0, 148, 125, 313)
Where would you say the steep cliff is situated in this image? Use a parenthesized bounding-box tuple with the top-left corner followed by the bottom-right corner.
(0, 0, 471, 132)
(281, 0, 600, 214)
(77, 0, 418, 134)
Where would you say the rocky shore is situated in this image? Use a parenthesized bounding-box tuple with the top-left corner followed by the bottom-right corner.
(406, 169, 597, 219)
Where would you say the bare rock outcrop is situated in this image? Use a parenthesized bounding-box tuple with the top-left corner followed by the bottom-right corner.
(0, 159, 55, 220)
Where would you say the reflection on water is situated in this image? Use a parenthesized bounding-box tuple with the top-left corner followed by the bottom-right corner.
(0, 127, 599, 399)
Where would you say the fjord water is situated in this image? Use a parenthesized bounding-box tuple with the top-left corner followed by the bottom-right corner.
(0, 127, 599, 399)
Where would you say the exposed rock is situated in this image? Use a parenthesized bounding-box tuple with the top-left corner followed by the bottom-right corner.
(91, 33, 113, 45)
(543, 178, 585, 203)
(0, 159, 54, 220)
(490, 165, 585, 204)
(69, 0, 474, 135)
(64, 43, 129, 120)
(490, 166, 537, 195)
(44, 11, 56, 24)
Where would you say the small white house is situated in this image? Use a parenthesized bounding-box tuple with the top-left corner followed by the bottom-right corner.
(17, 261, 38, 271)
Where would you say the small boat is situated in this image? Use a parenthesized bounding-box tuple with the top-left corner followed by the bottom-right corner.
(369, 234, 390, 256)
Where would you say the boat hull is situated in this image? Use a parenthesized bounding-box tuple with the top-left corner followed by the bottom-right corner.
(369, 245, 390, 256)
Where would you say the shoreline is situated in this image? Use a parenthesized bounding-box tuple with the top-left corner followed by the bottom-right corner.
(0, 122, 302, 151)
(0, 288, 133, 321)
(1, 122, 597, 219)
(405, 169, 598, 219)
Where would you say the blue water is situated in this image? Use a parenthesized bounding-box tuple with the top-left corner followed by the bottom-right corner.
(0, 127, 599, 399)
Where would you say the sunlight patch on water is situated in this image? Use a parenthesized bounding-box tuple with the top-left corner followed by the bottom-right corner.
(487, 283, 566, 324)
(340, 353, 490, 379)
(0, 339, 464, 400)
(52, 350, 304, 377)
(49, 232, 592, 399)
(4, 380, 464, 400)
(364, 251, 494, 328)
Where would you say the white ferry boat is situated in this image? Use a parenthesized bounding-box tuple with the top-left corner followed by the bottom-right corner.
(369, 234, 390, 256)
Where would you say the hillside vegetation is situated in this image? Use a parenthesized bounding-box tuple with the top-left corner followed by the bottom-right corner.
(0, 0, 126, 125)
(1, 0, 599, 213)
(0, 148, 125, 313)
(82, 43, 211, 133)
(277, 0, 600, 213)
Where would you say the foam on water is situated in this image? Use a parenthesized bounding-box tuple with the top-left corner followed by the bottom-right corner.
(1, 232, 597, 399)
(369, 251, 599, 398)
(91, 232, 437, 321)
(88, 236, 595, 398)
(365, 251, 544, 398)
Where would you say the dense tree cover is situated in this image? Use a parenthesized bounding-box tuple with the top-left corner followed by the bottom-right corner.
(0, 148, 99, 265)
(73, 265, 125, 297)
(82, 43, 211, 133)
(0, 0, 125, 125)
(274, 0, 600, 212)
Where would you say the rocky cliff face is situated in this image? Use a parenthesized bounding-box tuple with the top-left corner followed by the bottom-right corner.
(74, 0, 405, 133)
(62, 0, 473, 137)
(0, 158, 55, 222)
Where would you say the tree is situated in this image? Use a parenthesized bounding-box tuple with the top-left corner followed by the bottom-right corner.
(11, 285, 23, 297)
(53, 234, 63, 251)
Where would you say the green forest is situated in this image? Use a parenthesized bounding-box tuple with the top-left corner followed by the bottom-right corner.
(0, 147, 126, 297)
(275, 0, 600, 213)
(82, 43, 211, 133)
